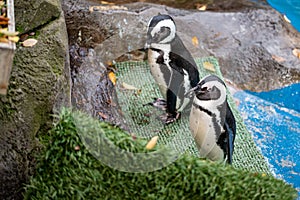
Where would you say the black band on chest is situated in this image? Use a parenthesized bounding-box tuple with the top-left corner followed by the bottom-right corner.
(192, 102, 215, 117)
(150, 47, 161, 53)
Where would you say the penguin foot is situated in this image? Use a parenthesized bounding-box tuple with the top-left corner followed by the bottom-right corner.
(144, 98, 167, 111)
(160, 112, 181, 125)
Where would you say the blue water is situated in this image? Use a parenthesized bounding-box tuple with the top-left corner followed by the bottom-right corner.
(236, 2, 300, 198)
(248, 83, 300, 113)
(234, 83, 300, 198)
(267, 0, 300, 32)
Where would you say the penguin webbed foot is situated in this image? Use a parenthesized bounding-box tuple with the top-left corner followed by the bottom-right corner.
(144, 98, 167, 111)
(160, 112, 181, 125)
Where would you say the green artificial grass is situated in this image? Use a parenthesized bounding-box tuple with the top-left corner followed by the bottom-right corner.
(24, 108, 298, 200)
(114, 58, 272, 173)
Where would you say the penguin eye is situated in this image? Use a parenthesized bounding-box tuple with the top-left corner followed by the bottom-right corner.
(201, 87, 208, 91)
(160, 26, 169, 33)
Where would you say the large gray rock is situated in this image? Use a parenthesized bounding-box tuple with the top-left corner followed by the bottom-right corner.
(14, 0, 61, 33)
(0, 0, 71, 199)
(178, 8, 300, 91)
(118, 3, 300, 91)
(65, 1, 300, 129)
(0, 0, 298, 198)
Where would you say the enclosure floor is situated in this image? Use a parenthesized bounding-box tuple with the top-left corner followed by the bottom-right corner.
(115, 57, 271, 173)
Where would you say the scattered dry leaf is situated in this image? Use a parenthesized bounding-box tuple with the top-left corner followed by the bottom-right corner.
(0, 16, 9, 22)
(0, 4, 20, 44)
(74, 145, 80, 151)
(0, 37, 8, 43)
(131, 133, 137, 140)
(101, 1, 115, 5)
(107, 60, 113, 66)
(146, 136, 159, 150)
(283, 15, 291, 23)
(192, 36, 199, 47)
(272, 55, 286, 63)
(213, 32, 221, 39)
(89, 6, 94, 12)
(0, 29, 19, 36)
(22, 38, 38, 47)
(98, 112, 108, 119)
(89, 5, 128, 12)
(106, 99, 117, 106)
(122, 82, 138, 90)
(135, 89, 142, 96)
(19, 34, 29, 42)
(198, 4, 207, 11)
(0, 28, 19, 43)
(203, 61, 215, 72)
(195, 3, 207, 10)
(292, 48, 300, 58)
(8, 36, 19, 43)
(106, 60, 117, 70)
(108, 71, 117, 85)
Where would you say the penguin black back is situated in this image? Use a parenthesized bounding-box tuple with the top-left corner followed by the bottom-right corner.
(145, 14, 200, 124)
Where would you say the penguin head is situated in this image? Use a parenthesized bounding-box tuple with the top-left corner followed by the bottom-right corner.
(145, 14, 176, 49)
(191, 75, 227, 109)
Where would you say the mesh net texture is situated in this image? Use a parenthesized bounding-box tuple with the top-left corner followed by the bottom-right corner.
(115, 57, 271, 174)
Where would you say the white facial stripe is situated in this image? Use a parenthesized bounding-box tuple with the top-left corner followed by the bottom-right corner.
(198, 81, 227, 108)
(147, 16, 154, 33)
(150, 19, 176, 43)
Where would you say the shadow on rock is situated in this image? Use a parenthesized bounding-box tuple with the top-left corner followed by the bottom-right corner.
(63, 0, 300, 129)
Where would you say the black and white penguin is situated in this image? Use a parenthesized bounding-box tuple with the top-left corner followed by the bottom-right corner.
(145, 14, 200, 124)
(188, 75, 236, 164)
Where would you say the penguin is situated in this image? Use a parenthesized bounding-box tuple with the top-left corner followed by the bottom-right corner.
(187, 75, 236, 164)
(144, 14, 200, 124)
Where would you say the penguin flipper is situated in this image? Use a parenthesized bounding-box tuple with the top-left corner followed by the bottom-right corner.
(167, 61, 185, 113)
(225, 122, 234, 164)
(224, 104, 236, 164)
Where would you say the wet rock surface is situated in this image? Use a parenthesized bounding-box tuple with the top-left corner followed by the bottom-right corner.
(89, 0, 269, 11)
(181, 8, 300, 91)
(65, 0, 300, 129)
(66, 1, 300, 89)
(15, 0, 61, 33)
(1, 0, 300, 199)
(0, 0, 71, 199)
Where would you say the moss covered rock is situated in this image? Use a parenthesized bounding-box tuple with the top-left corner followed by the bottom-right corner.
(0, 0, 71, 199)
(14, 0, 61, 33)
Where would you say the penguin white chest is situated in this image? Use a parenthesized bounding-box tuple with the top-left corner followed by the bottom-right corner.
(147, 46, 171, 99)
(189, 103, 224, 161)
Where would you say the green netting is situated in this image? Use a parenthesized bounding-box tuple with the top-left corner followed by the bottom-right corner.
(115, 57, 271, 174)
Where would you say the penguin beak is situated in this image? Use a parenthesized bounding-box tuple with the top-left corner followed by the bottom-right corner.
(144, 34, 152, 50)
(144, 42, 150, 50)
(185, 85, 199, 97)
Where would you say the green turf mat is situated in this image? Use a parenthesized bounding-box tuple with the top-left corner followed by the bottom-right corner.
(115, 57, 271, 174)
